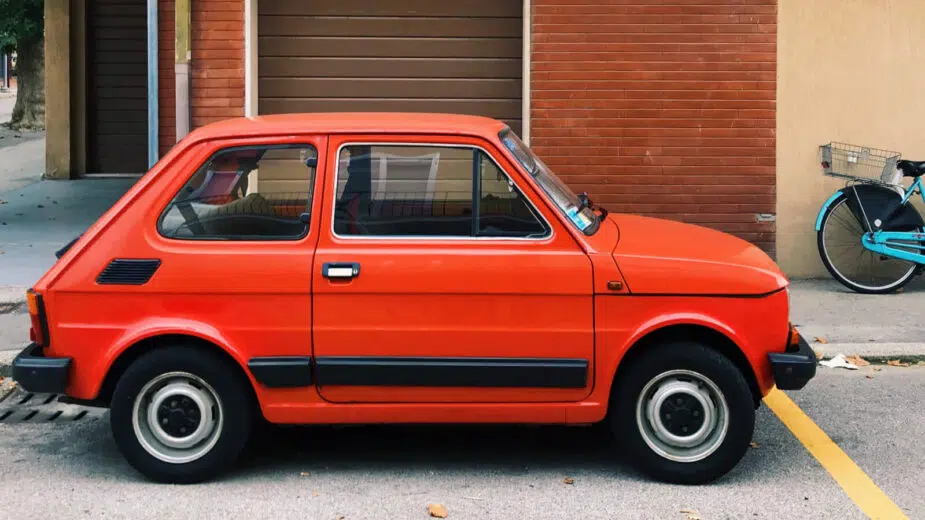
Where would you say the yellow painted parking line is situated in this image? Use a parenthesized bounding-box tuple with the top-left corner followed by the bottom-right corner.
(764, 388, 908, 520)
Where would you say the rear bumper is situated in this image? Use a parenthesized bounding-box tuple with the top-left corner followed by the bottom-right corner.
(11, 343, 71, 394)
(768, 334, 817, 390)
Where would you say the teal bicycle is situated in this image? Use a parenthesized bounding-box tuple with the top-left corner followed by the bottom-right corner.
(815, 142, 925, 293)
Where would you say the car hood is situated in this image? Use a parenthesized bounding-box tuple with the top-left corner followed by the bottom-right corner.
(609, 214, 787, 295)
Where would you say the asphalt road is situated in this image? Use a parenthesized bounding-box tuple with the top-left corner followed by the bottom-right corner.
(0, 367, 921, 519)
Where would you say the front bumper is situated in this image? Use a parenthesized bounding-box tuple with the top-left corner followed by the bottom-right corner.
(768, 334, 817, 390)
(11, 343, 71, 394)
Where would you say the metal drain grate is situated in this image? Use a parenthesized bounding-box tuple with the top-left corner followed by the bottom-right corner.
(0, 383, 105, 424)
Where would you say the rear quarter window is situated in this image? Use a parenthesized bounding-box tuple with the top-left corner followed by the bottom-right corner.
(158, 145, 317, 241)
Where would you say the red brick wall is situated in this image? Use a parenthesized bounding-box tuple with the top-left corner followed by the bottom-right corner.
(191, 0, 245, 128)
(158, 0, 245, 158)
(530, 1, 777, 255)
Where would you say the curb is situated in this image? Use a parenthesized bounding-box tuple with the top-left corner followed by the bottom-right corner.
(810, 342, 925, 361)
(0, 286, 27, 306)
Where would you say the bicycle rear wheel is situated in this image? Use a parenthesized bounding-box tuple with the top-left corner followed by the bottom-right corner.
(817, 193, 919, 294)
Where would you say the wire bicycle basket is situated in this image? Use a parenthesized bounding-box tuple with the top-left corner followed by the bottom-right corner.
(819, 142, 902, 187)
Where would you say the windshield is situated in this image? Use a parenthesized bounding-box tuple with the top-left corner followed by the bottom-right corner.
(499, 129, 600, 235)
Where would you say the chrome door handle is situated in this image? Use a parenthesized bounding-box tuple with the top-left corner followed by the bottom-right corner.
(322, 262, 360, 279)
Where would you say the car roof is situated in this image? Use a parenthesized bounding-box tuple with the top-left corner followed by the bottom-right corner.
(188, 112, 511, 142)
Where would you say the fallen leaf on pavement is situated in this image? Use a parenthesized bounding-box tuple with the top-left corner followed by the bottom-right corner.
(749, 442, 759, 448)
(312, 491, 319, 497)
(335, 516, 345, 520)
(814, 336, 828, 344)
(813, 348, 824, 360)
(887, 360, 911, 367)
(845, 355, 870, 367)
(680, 509, 701, 520)
(300, 472, 310, 477)
(874, 367, 883, 372)
(563, 477, 574, 485)
(428, 504, 448, 518)
(865, 373, 873, 379)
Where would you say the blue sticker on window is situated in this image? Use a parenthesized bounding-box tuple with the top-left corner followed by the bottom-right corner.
(566, 206, 592, 231)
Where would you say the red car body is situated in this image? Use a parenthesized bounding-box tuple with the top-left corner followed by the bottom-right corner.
(13, 113, 816, 483)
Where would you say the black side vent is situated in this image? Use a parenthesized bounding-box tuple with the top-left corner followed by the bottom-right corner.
(97, 259, 161, 285)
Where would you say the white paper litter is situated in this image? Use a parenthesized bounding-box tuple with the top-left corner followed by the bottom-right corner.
(819, 353, 859, 370)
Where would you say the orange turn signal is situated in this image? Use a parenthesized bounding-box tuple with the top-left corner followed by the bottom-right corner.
(787, 323, 800, 349)
(26, 289, 48, 347)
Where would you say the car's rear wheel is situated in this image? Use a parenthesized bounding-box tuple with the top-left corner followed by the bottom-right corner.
(110, 345, 254, 483)
(611, 342, 755, 484)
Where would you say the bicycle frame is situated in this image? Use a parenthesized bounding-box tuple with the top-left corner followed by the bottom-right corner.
(860, 176, 925, 264)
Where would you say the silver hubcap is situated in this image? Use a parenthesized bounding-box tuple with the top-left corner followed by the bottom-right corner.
(636, 369, 729, 463)
(132, 372, 223, 464)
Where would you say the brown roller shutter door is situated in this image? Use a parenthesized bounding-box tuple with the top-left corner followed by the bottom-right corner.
(86, 0, 148, 174)
(258, 0, 524, 134)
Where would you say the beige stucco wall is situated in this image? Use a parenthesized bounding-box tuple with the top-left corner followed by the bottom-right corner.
(777, 0, 925, 277)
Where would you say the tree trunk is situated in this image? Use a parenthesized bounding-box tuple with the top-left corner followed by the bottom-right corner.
(8, 33, 45, 131)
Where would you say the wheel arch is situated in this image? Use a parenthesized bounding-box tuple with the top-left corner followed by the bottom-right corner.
(95, 333, 259, 408)
(611, 324, 762, 409)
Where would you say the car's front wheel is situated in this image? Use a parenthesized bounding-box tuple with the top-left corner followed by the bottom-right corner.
(611, 342, 755, 484)
(110, 345, 255, 483)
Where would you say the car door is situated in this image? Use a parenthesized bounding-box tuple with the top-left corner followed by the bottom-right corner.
(311, 134, 595, 403)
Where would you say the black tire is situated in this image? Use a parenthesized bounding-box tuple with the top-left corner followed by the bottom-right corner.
(110, 345, 255, 484)
(817, 193, 918, 294)
(611, 342, 755, 485)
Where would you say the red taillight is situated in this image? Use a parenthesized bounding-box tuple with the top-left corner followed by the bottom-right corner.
(26, 289, 49, 347)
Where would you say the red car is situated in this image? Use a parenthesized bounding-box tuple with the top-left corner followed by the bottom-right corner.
(13, 113, 816, 484)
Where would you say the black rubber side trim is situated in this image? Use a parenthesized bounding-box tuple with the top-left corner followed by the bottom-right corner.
(247, 357, 313, 388)
(97, 259, 161, 285)
(315, 357, 589, 388)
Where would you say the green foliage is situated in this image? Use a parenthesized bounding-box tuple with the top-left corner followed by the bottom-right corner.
(0, 0, 43, 52)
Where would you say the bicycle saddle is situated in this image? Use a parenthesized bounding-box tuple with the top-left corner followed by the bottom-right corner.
(897, 160, 925, 177)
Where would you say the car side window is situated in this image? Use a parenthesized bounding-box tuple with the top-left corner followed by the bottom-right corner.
(478, 153, 548, 238)
(333, 144, 548, 238)
(158, 144, 317, 240)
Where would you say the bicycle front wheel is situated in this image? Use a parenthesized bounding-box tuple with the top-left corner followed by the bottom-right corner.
(817, 193, 919, 294)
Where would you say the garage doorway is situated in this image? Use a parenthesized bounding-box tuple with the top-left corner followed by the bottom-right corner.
(85, 0, 149, 174)
(256, 1, 524, 134)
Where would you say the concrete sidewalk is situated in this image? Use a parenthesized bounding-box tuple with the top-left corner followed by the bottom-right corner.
(0, 178, 139, 285)
(0, 89, 45, 193)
